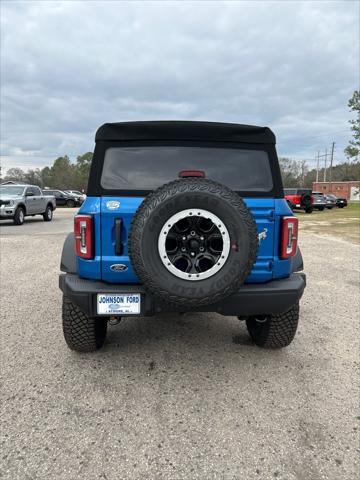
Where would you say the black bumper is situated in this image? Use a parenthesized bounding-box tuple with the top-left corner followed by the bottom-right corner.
(59, 273, 306, 318)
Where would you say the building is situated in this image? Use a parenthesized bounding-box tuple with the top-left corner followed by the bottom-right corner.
(312, 181, 360, 201)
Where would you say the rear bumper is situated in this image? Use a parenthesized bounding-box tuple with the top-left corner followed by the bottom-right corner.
(59, 273, 306, 317)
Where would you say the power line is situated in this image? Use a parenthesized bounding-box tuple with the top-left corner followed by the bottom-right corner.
(278, 129, 350, 146)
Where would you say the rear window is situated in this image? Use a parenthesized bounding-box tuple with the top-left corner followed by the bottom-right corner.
(100, 146, 273, 192)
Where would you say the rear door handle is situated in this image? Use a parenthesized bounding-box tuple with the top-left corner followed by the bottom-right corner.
(115, 218, 123, 255)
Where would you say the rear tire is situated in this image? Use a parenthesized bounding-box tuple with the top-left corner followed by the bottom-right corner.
(318, 206, 325, 211)
(66, 199, 75, 208)
(305, 207, 313, 214)
(246, 303, 299, 349)
(13, 207, 25, 225)
(43, 204, 53, 221)
(62, 296, 107, 352)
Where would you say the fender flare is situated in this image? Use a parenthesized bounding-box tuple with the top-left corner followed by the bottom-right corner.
(60, 233, 77, 273)
(16, 203, 27, 214)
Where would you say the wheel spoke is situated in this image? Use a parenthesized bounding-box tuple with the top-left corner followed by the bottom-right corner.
(207, 234, 223, 255)
(173, 217, 191, 234)
(165, 234, 179, 254)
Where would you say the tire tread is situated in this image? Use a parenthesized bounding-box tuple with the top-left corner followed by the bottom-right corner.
(62, 296, 107, 352)
(246, 303, 299, 349)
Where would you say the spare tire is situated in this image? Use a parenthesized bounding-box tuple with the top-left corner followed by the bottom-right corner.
(129, 178, 258, 307)
(301, 192, 312, 209)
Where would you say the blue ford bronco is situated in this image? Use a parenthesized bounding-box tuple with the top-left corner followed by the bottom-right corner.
(59, 121, 306, 352)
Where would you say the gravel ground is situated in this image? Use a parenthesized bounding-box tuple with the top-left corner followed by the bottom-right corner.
(0, 209, 359, 480)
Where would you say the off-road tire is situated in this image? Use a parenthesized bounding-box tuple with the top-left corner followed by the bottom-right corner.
(305, 207, 313, 214)
(62, 296, 107, 352)
(246, 302, 299, 349)
(129, 178, 258, 307)
(13, 206, 25, 225)
(43, 204, 53, 221)
(66, 199, 75, 208)
(300, 192, 312, 211)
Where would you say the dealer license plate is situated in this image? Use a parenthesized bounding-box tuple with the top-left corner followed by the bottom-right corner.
(97, 293, 141, 315)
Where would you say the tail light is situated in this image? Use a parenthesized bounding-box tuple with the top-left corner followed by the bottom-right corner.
(280, 216, 298, 259)
(74, 215, 94, 259)
(178, 170, 205, 178)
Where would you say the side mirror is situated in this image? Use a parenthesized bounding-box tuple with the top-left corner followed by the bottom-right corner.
(26, 191, 34, 197)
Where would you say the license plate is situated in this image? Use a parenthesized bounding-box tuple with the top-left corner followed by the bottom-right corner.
(97, 293, 141, 315)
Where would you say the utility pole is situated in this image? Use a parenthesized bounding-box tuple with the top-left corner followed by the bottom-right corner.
(316, 151, 320, 183)
(329, 142, 335, 192)
(323, 148, 328, 182)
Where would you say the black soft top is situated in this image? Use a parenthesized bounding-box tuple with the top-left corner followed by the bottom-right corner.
(95, 121, 276, 144)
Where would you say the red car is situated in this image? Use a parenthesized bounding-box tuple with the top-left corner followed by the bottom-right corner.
(284, 188, 313, 213)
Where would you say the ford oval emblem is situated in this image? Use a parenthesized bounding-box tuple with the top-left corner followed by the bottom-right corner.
(109, 304, 122, 310)
(110, 263, 128, 272)
(106, 200, 120, 210)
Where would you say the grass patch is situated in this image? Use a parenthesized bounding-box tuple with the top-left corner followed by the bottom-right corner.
(296, 202, 360, 243)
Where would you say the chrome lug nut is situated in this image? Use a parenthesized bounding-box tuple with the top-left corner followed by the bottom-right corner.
(199, 246, 204, 252)
(191, 252, 195, 256)
(182, 236, 186, 241)
(190, 231, 196, 236)
(181, 247, 186, 252)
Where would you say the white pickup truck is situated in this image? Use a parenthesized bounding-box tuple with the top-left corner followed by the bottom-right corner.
(0, 184, 56, 225)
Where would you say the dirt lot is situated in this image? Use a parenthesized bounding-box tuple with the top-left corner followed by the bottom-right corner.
(0, 208, 359, 480)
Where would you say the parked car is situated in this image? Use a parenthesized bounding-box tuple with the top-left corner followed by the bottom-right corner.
(324, 195, 336, 209)
(284, 188, 313, 213)
(326, 193, 348, 208)
(59, 121, 306, 353)
(0, 184, 56, 225)
(312, 192, 327, 211)
(42, 189, 82, 207)
(64, 190, 86, 202)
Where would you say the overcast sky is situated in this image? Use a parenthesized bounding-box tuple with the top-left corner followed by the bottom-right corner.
(0, 0, 359, 173)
